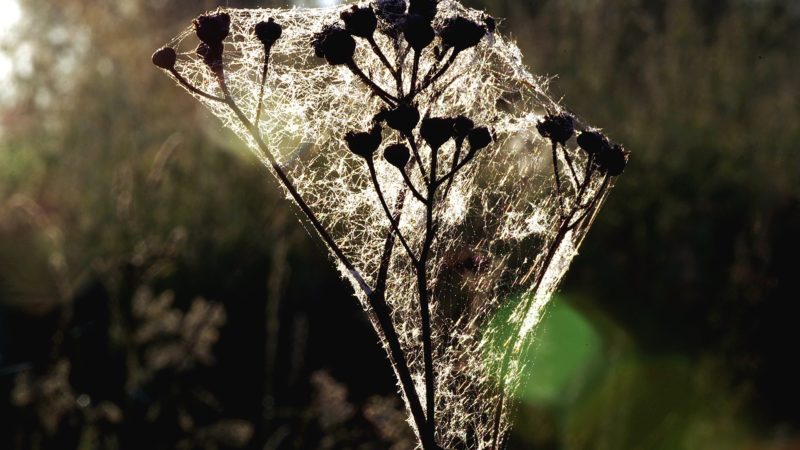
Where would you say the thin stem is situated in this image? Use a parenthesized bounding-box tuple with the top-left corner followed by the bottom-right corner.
(440, 140, 463, 201)
(218, 72, 434, 448)
(367, 160, 419, 265)
(375, 191, 407, 293)
(551, 142, 571, 219)
(436, 147, 479, 188)
(400, 169, 428, 204)
(405, 132, 430, 183)
(490, 214, 572, 449)
(490, 165, 609, 449)
(196, 59, 432, 450)
(575, 155, 598, 209)
(560, 143, 582, 187)
(169, 68, 225, 102)
(414, 50, 458, 98)
(409, 50, 421, 97)
(217, 74, 370, 295)
(368, 289, 432, 447)
(369, 189, 433, 450)
(347, 60, 399, 107)
(417, 143, 440, 436)
(254, 47, 271, 127)
(367, 36, 400, 92)
(568, 174, 609, 230)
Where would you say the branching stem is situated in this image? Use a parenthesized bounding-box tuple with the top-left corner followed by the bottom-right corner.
(413, 50, 459, 98)
(367, 36, 402, 95)
(400, 169, 428, 204)
(347, 60, 399, 107)
(367, 160, 420, 265)
(405, 132, 430, 184)
(169, 68, 225, 102)
(416, 143, 440, 436)
(211, 70, 434, 444)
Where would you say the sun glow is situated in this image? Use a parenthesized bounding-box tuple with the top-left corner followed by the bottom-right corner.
(0, 0, 23, 99)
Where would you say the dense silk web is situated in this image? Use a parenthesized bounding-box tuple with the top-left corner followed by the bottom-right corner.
(161, 2, 617, 448)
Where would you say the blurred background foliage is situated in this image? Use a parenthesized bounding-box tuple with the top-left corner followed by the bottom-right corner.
(0, 0, 798, 448)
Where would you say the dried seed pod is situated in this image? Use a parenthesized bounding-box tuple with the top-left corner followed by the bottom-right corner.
(196, 42, 223, 71)
(382, 104, 421, 134)
(408, 0, 438, 21)
(536, 112, 575, 146)
(313, 25, 357, 65)
(484, 15, 497, 33)
(341, 6, 378, 38)
(439, 16, 486, 52)
(453, 115, 475, 143)
(597, 143, 628, 176)
(374, 0, 407, 29)
(384, 143, 411, 169)
(576, 130, 610, 156)
(255, 18, 282, 48)
(152, 47, 177, 70)
(345, 125, 383, 158)
(404, 14, 435, 52)
(420, 117, 454, 150)
(467, 127, 492, 152)
(193, 12, 230, 47)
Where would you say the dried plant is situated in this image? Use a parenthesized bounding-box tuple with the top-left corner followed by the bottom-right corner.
(153, 1, 627, 448)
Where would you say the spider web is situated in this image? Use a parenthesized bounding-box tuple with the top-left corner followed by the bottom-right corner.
(163, 2, 615, 448)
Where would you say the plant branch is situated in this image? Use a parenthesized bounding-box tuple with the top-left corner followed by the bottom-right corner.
(347, 60, 399, 107)
(367, 36, 401, 94)
(405, 132, 430, 183)
(366, 160, 419, 265)
(551, 142, 571, 218)
(400, 169, 428, 204)
(414, 50, 459, 98)
(215, 70, 436, 448)
(254, 49, 271, 127)
(560, 143, 582, 186)
(169, 68, 225, 102)
(416, 143, 440, 436)
(216, 73, 370, 294)
(436, 147, 479, 188)
(440, 140, 464, 200)
(568, 174, 609, 230)
(409, 50, 421, 97)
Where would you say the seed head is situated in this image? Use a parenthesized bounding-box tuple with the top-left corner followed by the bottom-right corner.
(152, 47, 176, 70)
(467, 127, 492, 152)
(484, 15, 497, 33)
(384, 144, 411, 169)
(420, 117, 454, 150)
(196, 42, 224, 71)
(374, 0, 407, 29)
(453, 115, 475, 143)
(408, 0, 438, 21)
(313, 25, 356, 66)
(345, 125, 383, 158)
(576, 130, 610, 156)
(404, 14, 435, 52)
(536, 112, 575, 145)
(341, 6, 378, 38)
(439, 17, 486, 53)
(597, 143, 628, 176)
(380, 104, 420, 134)
(193, 12, 230, 47)
(255, 18, 282, 48)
